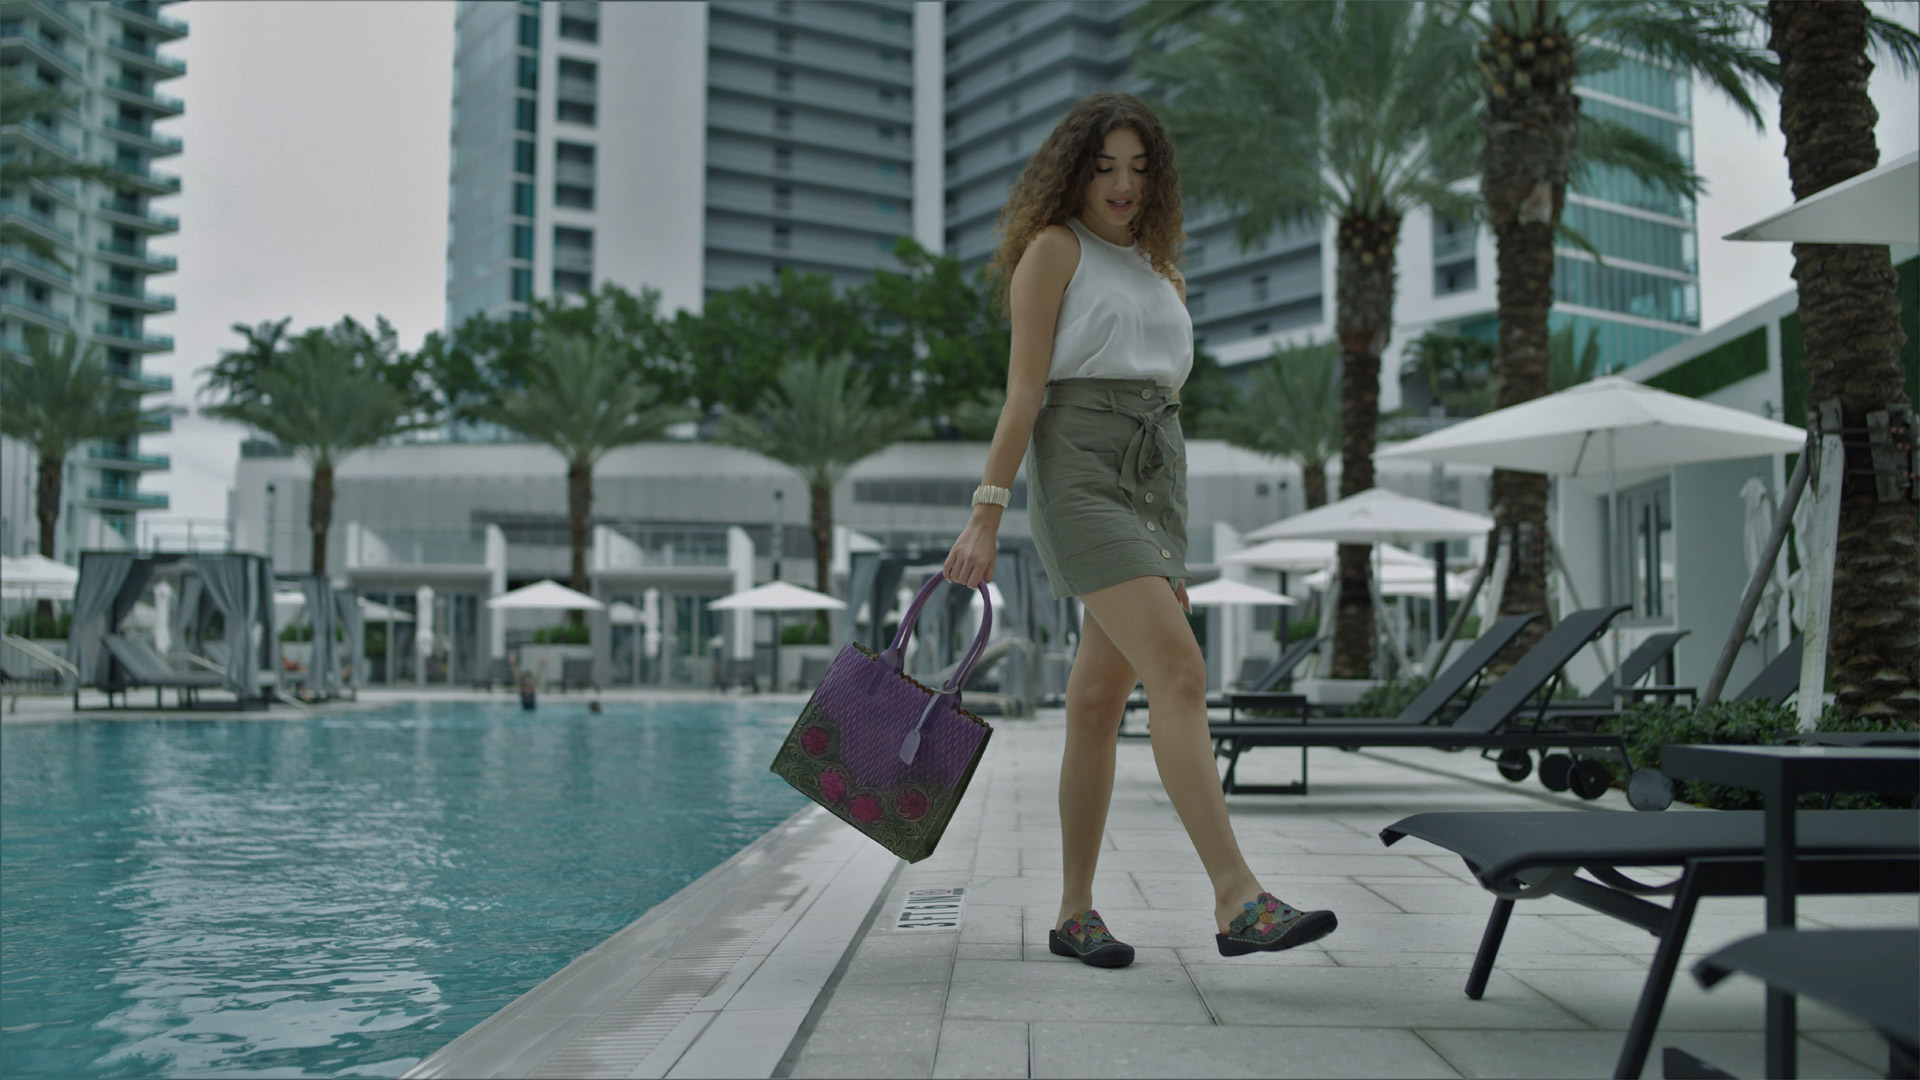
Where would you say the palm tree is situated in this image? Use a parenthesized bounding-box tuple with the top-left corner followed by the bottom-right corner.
(480, 332, 691, 610)
(1400, 331, 1499, 417)
(1547, 320, 1603, 392)
(0, 332, 140, 569)
(1135, 0, 1484, 677)
(0, 74, 120, 267)
(203, 331, 424, 574)
(1212, 340, 1342, 510)
(1766, 0, 1920, 719)
(718, 355, 917, 626)
(1459, 0, 1774, 644)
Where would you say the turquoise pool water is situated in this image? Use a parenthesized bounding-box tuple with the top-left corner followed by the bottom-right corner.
(0, 700, 808, 1078)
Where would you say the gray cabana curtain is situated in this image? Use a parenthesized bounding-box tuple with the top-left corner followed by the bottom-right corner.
(258, 558, 280, 683)
(65, 552, 137, 688)
(172, 575, 203, 656)
(333, 590, 364, 691)
(299, 576, 332, 695)
(194, 555, 258, 698)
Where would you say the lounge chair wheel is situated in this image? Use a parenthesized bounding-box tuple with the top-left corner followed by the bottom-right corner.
(1539, 753, 1573, 792)
(1496, 748, 1533, 782)
(1569, 759, 1612, 800)
(1626, 767, 1674, 812)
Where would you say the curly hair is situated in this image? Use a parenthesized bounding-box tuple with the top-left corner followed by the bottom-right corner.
(987, 92, 1184, 315)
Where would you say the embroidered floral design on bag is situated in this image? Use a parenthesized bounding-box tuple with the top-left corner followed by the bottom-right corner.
(769, 701, 978, 861)
(848, 794, 884, 825)
(894, 788, 930, 822)
(799, 725, 830, 756)
(816, 767, 848, 805)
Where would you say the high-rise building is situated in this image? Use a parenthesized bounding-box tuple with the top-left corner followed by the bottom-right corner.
(443, 1, 1696, 392)
(0, 0, 183, 560)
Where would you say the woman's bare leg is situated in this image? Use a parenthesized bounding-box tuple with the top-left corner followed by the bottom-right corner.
(1055, 611, 1136, 934)
(1077, 576, 1264, 932)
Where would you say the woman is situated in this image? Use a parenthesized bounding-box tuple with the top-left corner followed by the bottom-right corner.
(943, 93, 1337, 967)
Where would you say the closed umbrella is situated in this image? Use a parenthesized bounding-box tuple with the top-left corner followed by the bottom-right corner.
(1723, 150, 1917, 245)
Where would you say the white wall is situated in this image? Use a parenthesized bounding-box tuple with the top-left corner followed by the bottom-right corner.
(912, 1, 945, 254)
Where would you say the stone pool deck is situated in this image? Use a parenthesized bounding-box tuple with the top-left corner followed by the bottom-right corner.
(405, 706, 1909, 1080)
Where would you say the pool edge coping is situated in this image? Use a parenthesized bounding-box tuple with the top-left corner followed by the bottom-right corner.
(404, 803, 901, 1079)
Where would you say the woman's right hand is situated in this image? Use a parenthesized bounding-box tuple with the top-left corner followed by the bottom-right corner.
(943, 511, 1000, 588)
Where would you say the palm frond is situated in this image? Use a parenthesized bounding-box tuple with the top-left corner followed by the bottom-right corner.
(479, 333, 691, 466)
(1573, 113, 1703, 199)
(1866, 8, 1920, 76)
(203, 332, 428, 468)
(1213, 339, 1342, 469)
(1579, 2, 1776, 128)
(716, 355, 917, 490)
(0, 331, 142, 461)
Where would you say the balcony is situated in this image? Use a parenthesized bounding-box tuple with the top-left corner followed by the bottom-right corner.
(95, 240, 177, 272)
(97, 198, 179, 232)
(104, 36, 186, 78)
(93, 322, 173, 351)
(101, 116, 184, 156)
(0, 247, 74, 285)
(1433, 229, 1477, 264)
(106, 362, 173, 394)
(0, 292, 72, 329)
(84, 485, 170, 510)
(0, 28, 85, 81)
(84, 444, 170, 470)
(102, 77, 186, 117)
(107, 158, 183, 194)
(0, 201, 74, 245)
(94, 279, 175, 312)
(138, 409, 172, 432)
(27, 0, 86, 35)
(2, 119, 82, 159)
(109, 0, 189, 38)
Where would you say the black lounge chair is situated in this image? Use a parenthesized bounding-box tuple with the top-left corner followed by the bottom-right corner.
(1675, 928, 1919, 1079)
(1207, 606, 1633, 799)
(1380, 809, 1920, 1080)
(1118, 633, 1327, 739)
(1543, 629, 1688, 712)
(560, 657, 597, 693)
(101, 634, 226, 707)
(475, 657, 513, 691)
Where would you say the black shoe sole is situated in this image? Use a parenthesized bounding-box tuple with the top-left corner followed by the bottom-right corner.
(1048, 929, 1136, 968)
(1215, 909, 1338, 956)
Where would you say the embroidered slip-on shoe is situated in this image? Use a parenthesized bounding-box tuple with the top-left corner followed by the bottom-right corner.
(1048, 909, 1135, 968)
(1215, 892, 1337, 956)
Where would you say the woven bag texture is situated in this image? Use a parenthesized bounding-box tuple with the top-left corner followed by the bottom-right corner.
(770, 642, 993, 862)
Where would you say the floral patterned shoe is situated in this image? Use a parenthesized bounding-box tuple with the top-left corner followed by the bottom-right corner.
(1215, 893, 1337, 956)
(1048, 909, 1136, 968)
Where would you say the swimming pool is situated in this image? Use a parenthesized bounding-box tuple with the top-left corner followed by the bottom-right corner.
(0, 699, 809, 1078)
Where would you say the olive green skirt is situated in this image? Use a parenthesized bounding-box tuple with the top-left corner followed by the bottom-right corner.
(1027, 378, 1189, 600)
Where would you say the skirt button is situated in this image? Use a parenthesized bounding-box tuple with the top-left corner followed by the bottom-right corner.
(1140, 387, 1152, 399)
(1144, 492, 1154, 504)
(1160, 548, 1172, 559)
(1147, 522, 1156, 532)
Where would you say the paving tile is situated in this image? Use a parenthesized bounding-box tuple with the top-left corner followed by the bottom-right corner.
(786, 1015, 941, 1079)
(1131, 873, 1357, 912)
(839, 952, 955, 985)
(962, 872, 1148, 909)
(1415, 1028, 1877, 1080)
(1362, 882, 1591, 917)
(1187, 966, 1588, 1030)
(664, 1005, 810, 1079)
(1028, 1020, 1460, 1078)
(855, 931, 961, 958)
(1240, 853, 1457, 878)
(1317, 911, 1624, 956)
(1510, 968, 1870, 1033)
(1807, 1030, 1906, 1073)
(932, 1019, 1028, 1079)
(955, 942, 1021, 962)
(946, 959, 1212, 1024)
(1537, 913, 1775, 959)
(818, 980, 948, 1018)
(1325, 950, 1645, 971)
(956, 903, 1023, 945)
(1175, 944, 1338, 968)
(723, 950, 841, 1012)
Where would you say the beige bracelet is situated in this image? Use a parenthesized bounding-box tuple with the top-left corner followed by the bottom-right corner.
(971, 483, 1011, 508)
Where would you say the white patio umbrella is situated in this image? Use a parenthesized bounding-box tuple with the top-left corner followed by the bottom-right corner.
(1, 553, 79, 600)
(1379, 375, 1808, 686)
(1301, 562, 1475, 598)
(275, 592, 414, 622)
(1245, 488, 1494, 672)
(710, 581, 846, 691)
(485, 579, 606, 611)
(1185, 578, 1297, 690)
(1723, 150, 1918, 245)
(1221, 538, 1434, 573)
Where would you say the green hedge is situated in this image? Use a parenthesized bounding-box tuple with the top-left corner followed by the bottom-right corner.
(1647, 326, 1767, 400)
(4, 610, 70, 638)
(1602, 699, 1915, 810)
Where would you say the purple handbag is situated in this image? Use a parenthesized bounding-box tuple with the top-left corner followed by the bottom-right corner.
(769, 574, 995, 863)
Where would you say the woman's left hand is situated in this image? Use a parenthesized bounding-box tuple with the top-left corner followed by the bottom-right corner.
(1174, 580, 1191, 614)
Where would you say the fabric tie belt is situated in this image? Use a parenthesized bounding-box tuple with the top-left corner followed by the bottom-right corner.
(1042, 379, 1181, 505)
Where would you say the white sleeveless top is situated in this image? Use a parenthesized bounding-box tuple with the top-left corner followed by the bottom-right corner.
(1048, 217, 1194, 389)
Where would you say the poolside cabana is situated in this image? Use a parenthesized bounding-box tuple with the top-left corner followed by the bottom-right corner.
(66, 551, 279, 707)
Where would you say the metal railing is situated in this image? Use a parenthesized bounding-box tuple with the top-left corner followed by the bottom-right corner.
(96, 240, 177, 268)
(95, 280, 176, 308)
(95, 322, 174, 349)
(1, 634, 78, 705)
(86, 486, 169, 508)
(86, 443, 170, 467)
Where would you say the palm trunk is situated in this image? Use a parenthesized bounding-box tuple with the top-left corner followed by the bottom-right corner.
(35, 454, 61, 620)
(568, 460, 592, 627)
(1330, 211, 1400, 679)
(1302, 461, 1329, 510)
(309, 462, 333, 575)
(810, 483, 834, 636)
(1481, 18, 1578, 664)
(1770, 0, 1920, 719)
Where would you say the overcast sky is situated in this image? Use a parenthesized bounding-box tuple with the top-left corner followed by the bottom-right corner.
(142, 1, 1920, 529)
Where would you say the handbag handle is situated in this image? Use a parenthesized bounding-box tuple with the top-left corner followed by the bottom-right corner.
(878, 572, 994, 695)
(877, 574, 994, 765)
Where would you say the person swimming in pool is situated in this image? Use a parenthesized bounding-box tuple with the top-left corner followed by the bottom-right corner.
(942, 92, 1337, 968)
